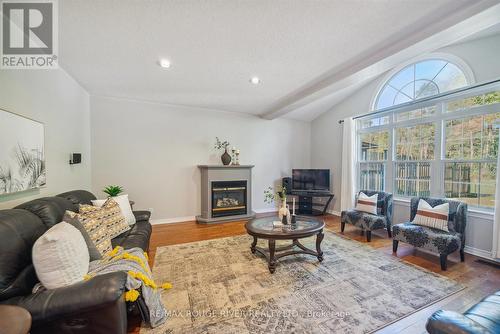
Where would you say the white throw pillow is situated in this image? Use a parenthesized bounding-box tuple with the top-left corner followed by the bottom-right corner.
(32, 222, 90, 289)
(411, 199, 449, 232)
(92, 194, 136, 226)
(355, 192, 378, 215)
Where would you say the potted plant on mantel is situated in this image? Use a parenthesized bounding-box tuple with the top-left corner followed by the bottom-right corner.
(214, 137, 231, 165)
(264, 185, 290, 224)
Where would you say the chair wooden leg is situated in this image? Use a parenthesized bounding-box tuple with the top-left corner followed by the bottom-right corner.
(366, 231, 371, 242)
(460, 248, 465, 262)
(392, 240, 398, 253)
(440, 254, 448, 271)
(341, 222, 345, 233)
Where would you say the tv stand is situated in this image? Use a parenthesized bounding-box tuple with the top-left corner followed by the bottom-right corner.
(287, 191, 334, 216)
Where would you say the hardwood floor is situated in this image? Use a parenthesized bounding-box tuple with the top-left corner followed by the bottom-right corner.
(129, 214, 500, 334)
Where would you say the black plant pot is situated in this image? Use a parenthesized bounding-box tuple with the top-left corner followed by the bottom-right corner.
(221, 148, 232, 165)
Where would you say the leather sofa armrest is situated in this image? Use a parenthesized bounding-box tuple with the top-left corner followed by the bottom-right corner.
(4, 272, 127, 324)
(426, 310, 489, 334)
(133, 210, 151, 222)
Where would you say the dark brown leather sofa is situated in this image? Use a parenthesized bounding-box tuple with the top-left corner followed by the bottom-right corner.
(426, 290, 500, 334)
(0, 190, 152, 334)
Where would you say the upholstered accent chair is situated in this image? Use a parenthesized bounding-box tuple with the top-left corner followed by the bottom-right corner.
(341, 190, 393, 242)
(392, 197, 467, 271)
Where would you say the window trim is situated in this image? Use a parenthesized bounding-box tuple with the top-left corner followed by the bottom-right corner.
(357, 80, 500, 211)
(370, 53, 475, 112)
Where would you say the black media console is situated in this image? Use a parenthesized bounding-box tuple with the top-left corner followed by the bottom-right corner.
(287, 191, 334, 216)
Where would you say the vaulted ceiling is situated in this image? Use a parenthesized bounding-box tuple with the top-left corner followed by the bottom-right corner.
(59, 0, 500, 121)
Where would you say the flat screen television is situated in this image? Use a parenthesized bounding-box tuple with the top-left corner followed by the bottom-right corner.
(292, 169, 330, 192)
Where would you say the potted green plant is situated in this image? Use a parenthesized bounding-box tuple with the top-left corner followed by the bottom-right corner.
(264, 185, 290, 223)
(103, 185, 124, 197)
(214, 137, 231, 165)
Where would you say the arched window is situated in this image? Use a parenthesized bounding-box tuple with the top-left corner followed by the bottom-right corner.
(374, 58, 471, 110)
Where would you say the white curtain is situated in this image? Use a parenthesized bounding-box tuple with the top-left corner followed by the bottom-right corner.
(340, 117, 356, 212)
(492, 150, 500, 258)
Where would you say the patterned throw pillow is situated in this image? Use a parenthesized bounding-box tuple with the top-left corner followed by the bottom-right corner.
(411, 199, 449, 232)
(80, 198, 131, 241)
(64, 210, 112, 256)
(92, 194, 136, 226)
(63, 211, 102, 261)
(355, 192, 378, 215)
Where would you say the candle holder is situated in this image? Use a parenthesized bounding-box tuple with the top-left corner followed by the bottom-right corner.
(234, 151, 240, 165)
(281, 214, 288, 225)
(231, 148, 236, 165)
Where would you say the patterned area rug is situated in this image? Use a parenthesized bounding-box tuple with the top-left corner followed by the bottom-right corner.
(141, 231, 463, 334)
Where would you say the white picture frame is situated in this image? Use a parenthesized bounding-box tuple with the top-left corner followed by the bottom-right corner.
(0, 108, 45, 195)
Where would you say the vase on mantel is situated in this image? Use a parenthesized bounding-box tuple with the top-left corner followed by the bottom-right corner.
(278, 198, 290, 224)
(221, 147, 232, 165)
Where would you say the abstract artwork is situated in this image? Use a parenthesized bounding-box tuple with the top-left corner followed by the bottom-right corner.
(0, 109, 45, 195)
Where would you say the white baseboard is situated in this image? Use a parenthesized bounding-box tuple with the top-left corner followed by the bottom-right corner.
(464, 245, 498, 261)
(150, 208, 277, 225)
(327, 210, 341, 216)
(253, 208, 278, 214)
(150, 216, 196, 225)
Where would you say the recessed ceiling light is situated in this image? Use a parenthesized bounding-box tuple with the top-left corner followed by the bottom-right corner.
(250, 77, 261, 85)
(159, 59, 171, 68)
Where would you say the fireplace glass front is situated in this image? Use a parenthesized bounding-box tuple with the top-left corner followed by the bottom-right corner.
(211, 180, 247, 218)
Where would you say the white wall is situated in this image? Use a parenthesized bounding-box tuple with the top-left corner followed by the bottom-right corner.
(0, 69, 91, 209)
(90, 96, 311, 221)
(311, 33, 500, 256)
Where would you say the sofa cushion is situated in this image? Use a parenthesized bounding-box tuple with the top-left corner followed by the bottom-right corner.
(32, 222, 90, 290)
(57, 190, 97, 206)
(15, 197, 77, 228)
(341, 209, 387, 231)
(0, 210, 47, 301)
(111, 221, 152, 251)
(393, 222, 461, 255)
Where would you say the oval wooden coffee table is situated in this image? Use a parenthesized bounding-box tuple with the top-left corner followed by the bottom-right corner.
(245, 216, 325, 273)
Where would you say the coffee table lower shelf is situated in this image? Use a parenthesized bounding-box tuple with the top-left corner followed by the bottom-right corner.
(250, 235, 324, 273)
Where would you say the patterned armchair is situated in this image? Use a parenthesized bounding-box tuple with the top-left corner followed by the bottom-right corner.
(341, 190, 393, 242)
(392, 197, 467, 271)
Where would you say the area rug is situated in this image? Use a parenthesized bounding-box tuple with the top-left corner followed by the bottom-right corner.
(141, 231, 463, 333)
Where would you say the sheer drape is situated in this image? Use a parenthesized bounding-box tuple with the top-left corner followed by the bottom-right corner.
(492, 149, 500, 258)
(340, 117, 356, 212)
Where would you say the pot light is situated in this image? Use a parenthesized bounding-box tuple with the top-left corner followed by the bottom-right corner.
(250, 77, 261, 85)
(159, 59, 171, 68)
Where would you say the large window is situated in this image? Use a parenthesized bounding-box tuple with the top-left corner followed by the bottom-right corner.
(394, 123, 434, 197)
(443, 113, 499, 207)
(357, 59, 499, 210)
(358, 131, 389, 191)
(375, 59, 468, 110)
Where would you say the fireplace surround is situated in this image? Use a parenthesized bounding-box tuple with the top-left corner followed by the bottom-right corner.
(197, 165, 255, 223)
